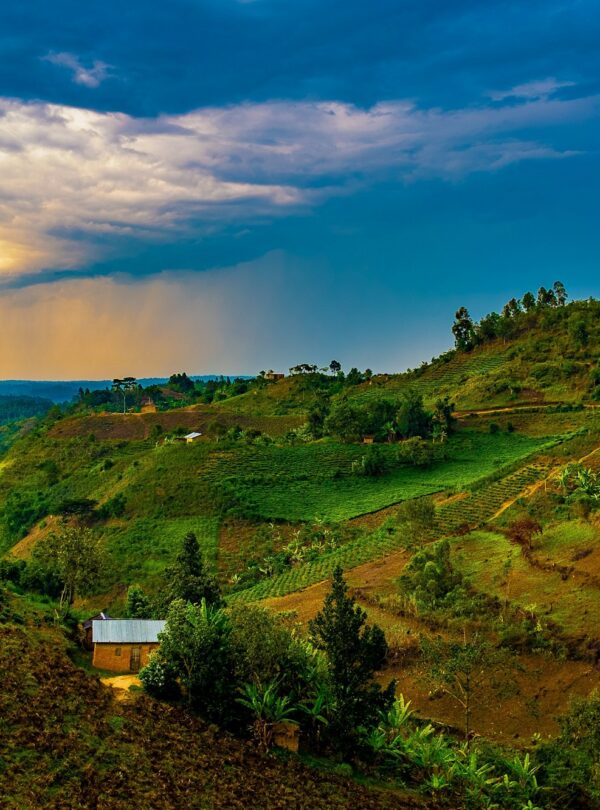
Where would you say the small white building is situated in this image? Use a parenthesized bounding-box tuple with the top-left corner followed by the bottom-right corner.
(184, 431, 202, 443)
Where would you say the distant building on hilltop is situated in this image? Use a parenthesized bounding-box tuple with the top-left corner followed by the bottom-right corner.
(140, 397, 157, 413)
(264, 372, 285, 381)
(92, 619, 166, 672)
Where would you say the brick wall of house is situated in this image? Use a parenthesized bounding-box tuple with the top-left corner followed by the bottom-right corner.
(92, 642, 159, 672)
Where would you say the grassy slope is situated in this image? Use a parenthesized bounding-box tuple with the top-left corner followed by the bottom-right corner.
(451, 526, 600, 638)
(1, 303, 598, 606)
(341, 300, 600, 411)
(0, 425, 565, 601)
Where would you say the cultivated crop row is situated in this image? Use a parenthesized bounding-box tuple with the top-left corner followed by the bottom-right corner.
(435, 461, 554, 534)
(229, 456, 557, 604)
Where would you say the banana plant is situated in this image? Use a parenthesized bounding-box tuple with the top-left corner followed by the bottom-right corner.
(576, 466, 600, 498)
(499, 753, 540, 803)
(237, 680, 298, 752)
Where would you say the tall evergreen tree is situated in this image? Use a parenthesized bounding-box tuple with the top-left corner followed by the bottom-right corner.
(309, 566, 395, 753)
(451, 307, 476, 351)
(164, 532, 222, 608)
(521, 291, 536, 311)
(553, 280, 568, 306)
(125, 585, 153, 618)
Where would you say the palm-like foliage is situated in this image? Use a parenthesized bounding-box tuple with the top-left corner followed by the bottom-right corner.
(237, 680, 298, 751)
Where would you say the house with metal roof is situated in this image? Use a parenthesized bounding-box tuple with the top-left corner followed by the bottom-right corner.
(184, 431, 202, 443)
(82, 610, 110, 650)
(92, 619, 166, 673)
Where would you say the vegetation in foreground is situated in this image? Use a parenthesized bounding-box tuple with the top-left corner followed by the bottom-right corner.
(1, 285, 600, 808)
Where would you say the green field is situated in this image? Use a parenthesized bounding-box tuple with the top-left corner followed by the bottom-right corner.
(201, 432, 560, 522)
(103, 516, 219, 585)
(452, 528, 600, 636)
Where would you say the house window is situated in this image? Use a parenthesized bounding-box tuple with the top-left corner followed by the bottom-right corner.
(114, 647, 121, 656)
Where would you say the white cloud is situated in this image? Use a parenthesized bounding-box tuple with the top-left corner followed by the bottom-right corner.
(0, 82, 596, 276)
(43, 52, 112, 88)
(488, 77, 576, 102)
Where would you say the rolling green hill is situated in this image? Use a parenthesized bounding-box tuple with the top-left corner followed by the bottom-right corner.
(2, 291, 600, 809)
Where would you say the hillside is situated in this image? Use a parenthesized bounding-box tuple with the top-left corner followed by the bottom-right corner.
(0, 597, 427, 809)
(2, 292, 600, 808)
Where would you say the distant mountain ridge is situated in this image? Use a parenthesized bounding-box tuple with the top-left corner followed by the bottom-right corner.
(0, 376, 251, 403)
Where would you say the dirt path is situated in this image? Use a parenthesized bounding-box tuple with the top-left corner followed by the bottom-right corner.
(101, 674, 141, 700)
(455, 402, 600, 418)
(491, 444, 600, 521)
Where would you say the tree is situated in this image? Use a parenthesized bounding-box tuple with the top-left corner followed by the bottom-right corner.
(477, 311, 501, 341)
(309, 566, 395, 753)
(156, 599, 236, 722)
(432, 396, 455, 440)
(396, 389, 432, 439)
(570, 319, 589, 348)
(125, 585, 153, 618)
(112, 377, 138, 414)
(345, 367, 364, 385)
(307, 394, 330, 439)
(352, 445, 389, 477)
(229, 606, 297, 687)
(452, 307, 476, 352)
(399, 539, 462, 609)
(521, 291, 536, 312)
(396, 436, 435, 467)
(324, 399, 366, 442)
(35, 523, 103, 615)
(329, 360, 342, 376)
(421, 632, 505, 740)
(537, 286, 557, 307)
(507, 517, 542, 551)
(508, 297, 521, 316)
(396, 496, 436, 544)
(168, 372, 195, 393)
(163, 532, 222, 608)
(553, 280, 568, 307)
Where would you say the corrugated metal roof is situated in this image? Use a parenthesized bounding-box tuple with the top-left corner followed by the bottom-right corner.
(184, 432, 202, 439)
(92, 619, 166, 644)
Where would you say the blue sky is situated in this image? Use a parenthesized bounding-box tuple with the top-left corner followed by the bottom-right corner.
(0, 0, 599, 378)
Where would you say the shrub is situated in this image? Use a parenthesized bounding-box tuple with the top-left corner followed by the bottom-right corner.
(352, 446, 389, 477)
(139, 653, 180, 700)
(97, 493, 127, 519)
(397, 437, 436, 467)
(398, 540, 464, 611)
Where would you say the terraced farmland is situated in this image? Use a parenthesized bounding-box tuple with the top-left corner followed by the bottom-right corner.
(229, 454, 559, 604)
(228, 524, 406, 603)
(435, 461, 555, 534)
(351, 350, 510, 405)
(199, 432, 557, 522)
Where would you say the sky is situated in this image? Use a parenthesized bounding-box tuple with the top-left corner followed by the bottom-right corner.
(0, 0, 599, 379)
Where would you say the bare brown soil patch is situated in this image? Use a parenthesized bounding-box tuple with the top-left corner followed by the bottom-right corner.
(49, 407, 303, 441)
(264, 550, 412, 625)
(10, 515, 61, 559)
(391, 654, 600, 744)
